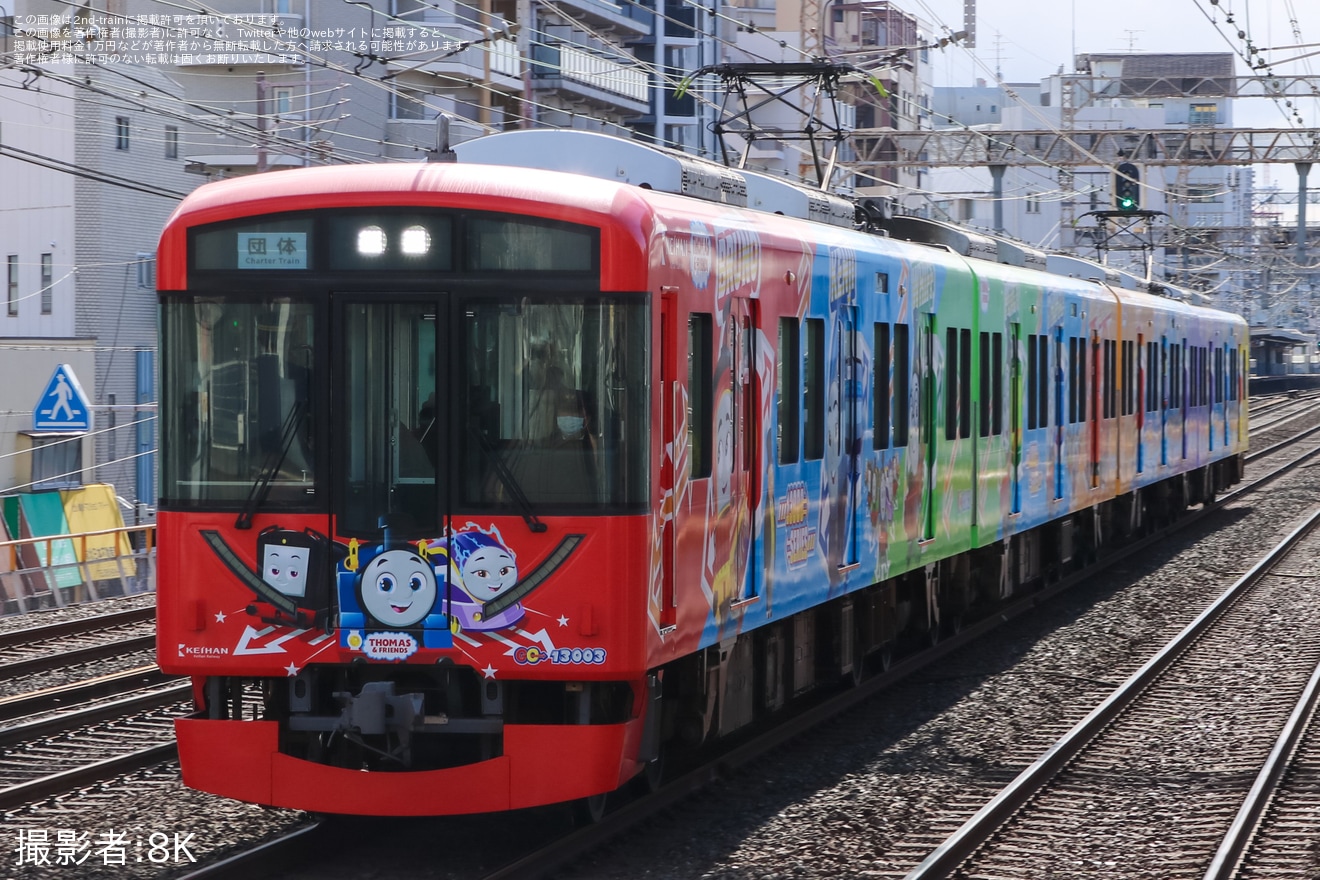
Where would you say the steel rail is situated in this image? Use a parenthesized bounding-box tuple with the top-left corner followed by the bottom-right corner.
(0, 633, 156, 678)
(0, 605, 154, 651)
(1202, 633, 1320, 878)
(0, 665, 177, 723)
(0, 683, 190, 748)
(0, 742, 177, 810)
(174, 821, 329, 880)
(902, 506, 1320, 879)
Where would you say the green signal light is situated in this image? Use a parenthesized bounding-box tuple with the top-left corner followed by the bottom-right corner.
(1118, 197, 1136, 211)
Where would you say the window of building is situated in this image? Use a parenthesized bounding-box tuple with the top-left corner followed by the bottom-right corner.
(115, 116, 129, 150)
(40, 253, 52, 314)
(272, 87, 295, 117)
(1026, 193, 1041, 214)
(6, 255, 16, 316)
(1189, 103, 1218, 125)
(390, 88, 427, 120)
(25, 435, 83, 490)
(165, 125, 178, 159)
(136, 253, 156, 289)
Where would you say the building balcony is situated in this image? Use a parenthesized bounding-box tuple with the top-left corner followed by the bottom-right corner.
(173, 13, 304, 66)
(532, 42, 650, 109)
(543, 0, 651, 36)
(388, 17, 521, 93)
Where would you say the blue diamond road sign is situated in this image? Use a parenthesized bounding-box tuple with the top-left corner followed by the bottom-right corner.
(33, 364, 91, 432)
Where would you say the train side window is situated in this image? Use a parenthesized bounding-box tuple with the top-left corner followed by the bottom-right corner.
(959, 328, 972, 439)
(1146, 342, 1157, 413)
(804, 318, 824, 460)
(1078, 337, 1087, 422)
(688, 313, 713, 478)
(1068, 338, 1078, 423)
(874, 323, 890, 449)
(1036, 333, 1050, 428)
(978, 331, 990, 438)
(1122, 340, 1133, 416)
(1027, 334, 1039, 430)
(778, 318, 800, 464)
(893, 323, 909, 447)
(992, 332, 1003, 435)
(945, 327, 958, 440)
(1099, 340, 1111, 419)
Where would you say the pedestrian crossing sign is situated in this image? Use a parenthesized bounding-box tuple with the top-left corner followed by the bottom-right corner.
(33, 364, 91, 432)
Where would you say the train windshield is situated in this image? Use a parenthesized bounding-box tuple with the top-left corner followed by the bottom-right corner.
(160, 298, 315, 505)
(336, 293, 648, 534)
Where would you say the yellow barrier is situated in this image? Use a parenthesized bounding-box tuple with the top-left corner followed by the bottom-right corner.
(0, 524, 156, 614)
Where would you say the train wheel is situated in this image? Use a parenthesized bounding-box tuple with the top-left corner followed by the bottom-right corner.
(876, 646, 893, 673)
(572, 792, 609, 825)
(639, 753, 666, 794)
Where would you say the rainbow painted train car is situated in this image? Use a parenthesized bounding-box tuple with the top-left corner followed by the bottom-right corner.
(155, 130, 1246, 817)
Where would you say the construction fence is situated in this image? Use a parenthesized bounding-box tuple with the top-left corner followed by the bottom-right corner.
(0, 524, 155, 615)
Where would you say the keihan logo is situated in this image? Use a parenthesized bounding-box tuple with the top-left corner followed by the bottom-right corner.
(178, 643, 230, 657)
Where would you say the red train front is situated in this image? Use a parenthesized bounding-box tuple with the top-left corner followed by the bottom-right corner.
(156, 161, 659, 815)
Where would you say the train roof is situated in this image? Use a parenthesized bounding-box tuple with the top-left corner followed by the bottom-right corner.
(451, 129, 858, 229)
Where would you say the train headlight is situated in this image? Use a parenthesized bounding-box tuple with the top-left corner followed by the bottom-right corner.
(401, 225, 431, 256)
(357, 226, 387, 256)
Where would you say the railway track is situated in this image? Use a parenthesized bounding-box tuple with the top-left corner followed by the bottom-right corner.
(0, 603, 190, 812)
(0, 605, 156, 678)
(902, 506, 1320, 878)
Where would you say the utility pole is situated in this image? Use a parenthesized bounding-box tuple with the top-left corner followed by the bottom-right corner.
(1297, 162, 1311, 267)
(256, 70, 268, 173)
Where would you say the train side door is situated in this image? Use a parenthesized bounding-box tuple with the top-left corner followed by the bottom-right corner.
(657, 293, 678, 630)
(1010, 321, 1022, 515)
(1160, 337, 1169, 466)
(730, 296, 757, 603)
(833, 305, 862, 572)
(920, 313, 937, 541)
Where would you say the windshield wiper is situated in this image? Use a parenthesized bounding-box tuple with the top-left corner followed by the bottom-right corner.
(467, 423, 547, 533)
(235, 400, 307, 530)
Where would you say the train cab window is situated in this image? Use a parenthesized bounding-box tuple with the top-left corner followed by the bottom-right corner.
(458, 297, 649, 512)
(778, 318, 801, 463)
(160, 298, 316, 506)
(689, 313, 713, 478)
(874, 323, 890, 449)
(339, 302, 438, 534)
(893, 323, 909, 448)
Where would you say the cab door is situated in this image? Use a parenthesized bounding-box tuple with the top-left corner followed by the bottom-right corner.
(334, 296, 452, 646)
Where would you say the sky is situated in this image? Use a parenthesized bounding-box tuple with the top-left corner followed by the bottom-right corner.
(901, 0, 1320, 189)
